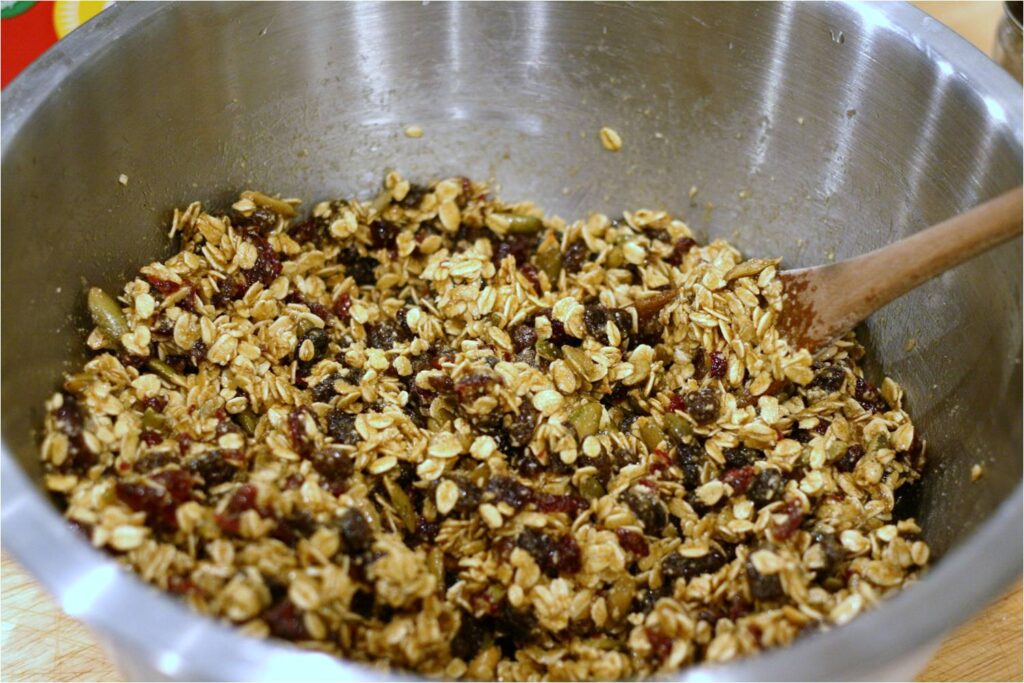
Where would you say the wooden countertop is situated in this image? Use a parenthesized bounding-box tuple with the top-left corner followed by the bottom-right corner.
(1, 2, 1020, 682)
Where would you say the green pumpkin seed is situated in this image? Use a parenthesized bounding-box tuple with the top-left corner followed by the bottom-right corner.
(534, 247, 563, 283)
(663, 413, 692, 444)
(146, 358, 186, 387)
(237, 410, 260, 436)
(580, 476, 606, 499)
(535, 339, 562, 361)
(142, 408, 165, 430)
(87, 287, 130, 342)
(384, 477, 417, 534)
(492, 212, 542, 233)
(569, 401, 602, 439)
(638, 420, 666, 450)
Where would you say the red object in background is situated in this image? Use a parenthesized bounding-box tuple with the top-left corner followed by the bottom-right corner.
(2, 2, 59, 88)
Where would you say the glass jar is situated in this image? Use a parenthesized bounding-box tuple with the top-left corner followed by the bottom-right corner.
(993, 1, 1023, 82)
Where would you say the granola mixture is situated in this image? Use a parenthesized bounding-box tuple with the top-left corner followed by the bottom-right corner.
(40, 174, 929, 679)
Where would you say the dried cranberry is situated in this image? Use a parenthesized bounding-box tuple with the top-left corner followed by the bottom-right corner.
(287, 407, 315, 457)
(666, 237, 697, 266)
(289, 216, 328, 245)
(167, 575, 197, 595)
(516, 529, 581, 576)
(491, 233, 536, 268)
(115, 481, 178, 532)
(722, 465, 756, 495)
(835, 444, 865, 473)
(667, 393, 687, 413)
(263, 598, 309, 640)
(140, 430, 162, 446)
(615, 528, 650, 557)
(709, 351, 727, 378)
(338, 508, 373, 554)
(535, 493, 588, 516)
(140, 395, 168, 413)
(145, 275, 182, 295)
(242, 236, 282, 288)
(748, 468, 785, 506)
(646, 628, 674, 661)
(332, 293, 352, 322)
(151, 468, 194, 503)
(510, 324, 538, 353)
(685, 388, 720, 424)
(771, 500, 804, 541)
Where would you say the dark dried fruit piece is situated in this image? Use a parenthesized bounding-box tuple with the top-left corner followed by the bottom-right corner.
(450, 613, 488, 661)
(810, 364, 846, 392)
(510, 324, 538, 353)
(661, 549, 727, 582)
(366, 318, 412, 350)
(674, 442, 705, 490)
(326, 409, 360, 445)
(854, 377, 889, 413)
(835, 444, 865, 473)
(722, 465, 756, 495)
(263, 598, 309, 640)
(709, 351, 727, 378)
(746, 557, 784, 601)
(310, 447, 354, 484)
(615, 528, 650, 557)
(724, 446, 760, 469)
(486, 476, 534, 511)
(666, 237, 697, 266)
(621, 486, 668, 534)
(748, 468, 785, 506)
(685, 388, 720, 425)
(771, 500, 804, 541)
(338, 508, 373, 554)
(562, 240, 590, 274)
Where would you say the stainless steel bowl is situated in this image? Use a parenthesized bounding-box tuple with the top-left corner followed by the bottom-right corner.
(2, 2, 1021, 680)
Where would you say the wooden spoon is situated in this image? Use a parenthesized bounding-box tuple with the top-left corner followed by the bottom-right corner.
(777, 186, 1023, 352)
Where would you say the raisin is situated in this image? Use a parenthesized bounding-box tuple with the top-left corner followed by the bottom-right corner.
(135, 451, 174, 473)
(519, 263, 543, 295)
(338, 508, 373, 554)
(486, 476, 534, 511)
(746, 557, 784, 601)
(685, 388, 720, 424)
(615, 528, 650, 557)
(724, 446, 759, 469)
(236, 207, 279, 235)
(287, 407, 315, 457)
(495, 601, 536, 646)
(53, 392, 96, 473)
(722, 465, 756, 495)
(271, 511, 318, 547)
(583, 303, 610, 343)
(145, 275, 182, 295)
(454, 373, 498, 403)
(666, 237, 697, 266)
(297, 327, 329, 362)
(289, 216, 328, 245)
(510, 324, 538, 353)
(345, 254, 379, 287)
(812, 531, 846, 575)
(835, 444, 865, 473)
(748, 468, 785, 506)
(507, 404, 538, 448)
(366, 318, 411, 350)
(491, 233, 536, 268)
(310, 447, 353, 484)
(349, 590, 375, 618)
(621, 486, 668, 534)
(326, 409, 360, 444)
(400, 183, 429, 209)
(263, 598, 309, 640)
(692, 349, 708, 380)
(661, 549, 726, 581)
(810, 365, 846, 392)
(450, 478, 482, 515)
(563, 240, 589, 274)
(369, 219, 399, 250)
(450, 613, 487, 661)
(311, 372, 343, 403)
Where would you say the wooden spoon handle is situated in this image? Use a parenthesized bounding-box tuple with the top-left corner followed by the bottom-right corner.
(783, 186, 1022, 348)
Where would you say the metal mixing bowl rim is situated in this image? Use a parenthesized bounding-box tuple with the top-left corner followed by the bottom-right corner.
(2, 2, 1021, 680)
